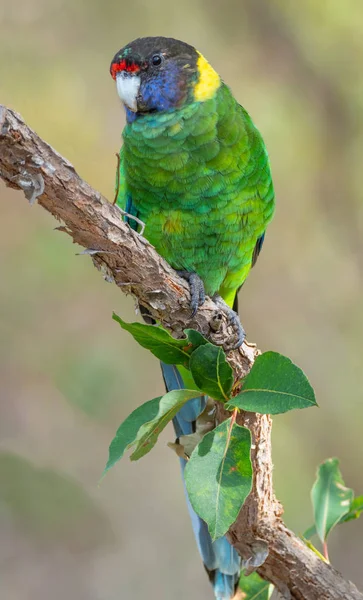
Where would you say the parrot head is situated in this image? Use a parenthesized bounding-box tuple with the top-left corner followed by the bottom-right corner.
(110, 36, 220, 118)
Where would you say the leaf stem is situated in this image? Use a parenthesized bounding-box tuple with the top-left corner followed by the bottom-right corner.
(231, 379, 243, 394)
(323, 540, 330, 563)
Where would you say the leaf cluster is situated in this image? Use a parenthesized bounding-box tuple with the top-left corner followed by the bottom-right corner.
(106, 315, 317, 541)
(104, 315, 363, 596)
(303, 458, 363, 560)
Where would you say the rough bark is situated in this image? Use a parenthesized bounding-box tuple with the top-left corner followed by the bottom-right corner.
(1, 105, 362, 600)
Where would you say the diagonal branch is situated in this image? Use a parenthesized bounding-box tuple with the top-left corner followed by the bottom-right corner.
(0, 105, 361, 600)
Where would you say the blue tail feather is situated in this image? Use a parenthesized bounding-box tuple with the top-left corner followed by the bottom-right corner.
(160, 362, 241, 599)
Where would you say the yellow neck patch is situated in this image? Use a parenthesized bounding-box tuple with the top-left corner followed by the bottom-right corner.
(193, 52, 221, 102)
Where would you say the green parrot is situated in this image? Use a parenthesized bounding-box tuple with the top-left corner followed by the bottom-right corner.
(110, 37, 275, 599)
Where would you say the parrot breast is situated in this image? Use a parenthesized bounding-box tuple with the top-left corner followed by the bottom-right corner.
(122, 83, 274, 301)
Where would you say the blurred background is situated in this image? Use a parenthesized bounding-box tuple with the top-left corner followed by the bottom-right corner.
(1, 0, 363, 598)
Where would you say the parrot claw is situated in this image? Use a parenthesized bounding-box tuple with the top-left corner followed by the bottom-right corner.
(212, 295, 245, 351)
(176, 271, 206, 317)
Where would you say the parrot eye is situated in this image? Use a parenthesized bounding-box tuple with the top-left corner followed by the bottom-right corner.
(151, 54, 163, 66)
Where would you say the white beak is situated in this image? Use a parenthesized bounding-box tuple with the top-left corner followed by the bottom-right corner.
(116, 72, 141, 112)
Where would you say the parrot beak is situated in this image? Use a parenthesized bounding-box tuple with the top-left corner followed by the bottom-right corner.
(116, 72, 141, 112)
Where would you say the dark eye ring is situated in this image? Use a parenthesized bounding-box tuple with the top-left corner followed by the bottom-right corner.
(151, 54, 163, 66)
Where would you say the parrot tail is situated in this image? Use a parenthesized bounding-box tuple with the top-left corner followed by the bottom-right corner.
(161, 362, 241, 599)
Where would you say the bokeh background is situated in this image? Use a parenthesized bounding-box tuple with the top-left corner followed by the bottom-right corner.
(1, 1, 363, 598)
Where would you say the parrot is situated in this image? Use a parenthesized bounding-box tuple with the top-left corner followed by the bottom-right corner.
(110, 36, 275, 599)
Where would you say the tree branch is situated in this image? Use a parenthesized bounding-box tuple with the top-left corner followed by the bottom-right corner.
(1, 105, 361, 600)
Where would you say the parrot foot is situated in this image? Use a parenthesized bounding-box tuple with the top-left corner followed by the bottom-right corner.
(212, 295, 245, 351)
(176, 271, 206, 317)
(117, 208, 146, 235)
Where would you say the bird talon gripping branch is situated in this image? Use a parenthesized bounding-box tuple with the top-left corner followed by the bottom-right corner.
(176, 270, 206, 316)
(110, 36, 275, 599)
(213, 294, 246, 351)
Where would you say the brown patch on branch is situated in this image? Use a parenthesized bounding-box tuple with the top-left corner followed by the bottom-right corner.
(1, 104, 362, 600)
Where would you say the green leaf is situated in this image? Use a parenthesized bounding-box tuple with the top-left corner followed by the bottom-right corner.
(226, 352, 317, 414)
(184, 419, 252, 540)
(103, 397, 160, 474)
(104, 390, 200, 471)
(304, 495, 363, 536)
(184, 328, 209, 349)
(311, 458, 354, 544)
(130, 389, 202, 460)
(339, 495, 363, 523)
(239, 571, 273, 599)
(113, 313, 190, 365)
(189, 343, 233, 401)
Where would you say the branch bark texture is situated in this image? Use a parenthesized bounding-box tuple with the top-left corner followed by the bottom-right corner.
(0, 105, 361, 600)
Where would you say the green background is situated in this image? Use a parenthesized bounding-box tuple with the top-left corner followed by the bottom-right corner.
(1, 0, 363, 597)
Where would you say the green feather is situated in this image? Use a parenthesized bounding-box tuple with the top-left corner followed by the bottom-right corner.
(116, 82, 274, 307)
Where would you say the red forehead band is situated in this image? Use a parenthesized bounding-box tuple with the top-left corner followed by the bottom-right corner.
(110, 60, 141, 80)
